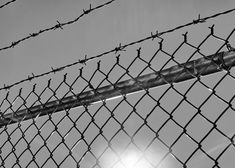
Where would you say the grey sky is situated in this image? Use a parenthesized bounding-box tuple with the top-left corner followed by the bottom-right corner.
(0, 0, 235, 86)
(0, 0, 234, 168)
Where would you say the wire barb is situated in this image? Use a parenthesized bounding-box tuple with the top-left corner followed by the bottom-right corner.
(83, 4, 92, 14)
(115, 43, 126, 54)
(193, 14, 206, 24)
(29, 33, 38, 37)
(78, 55, 88, 65)
(54, 20, 63, 30)
(0, 5, 235, 92)
(3, 84, 10, 90)
(0, 0, 117, 52)
(27, 73, 35, 81)
(0, 23, 235, 168)
(51, 67, 65, 73)
(11, 41, 20, 48)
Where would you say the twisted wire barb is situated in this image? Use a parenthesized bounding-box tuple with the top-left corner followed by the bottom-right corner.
(1, 50, 235, 127)
(1, 6, 235, 91)
(0, 20, 234, 168)
(0, 0, 17, 9)
(0, 0, 116, 51)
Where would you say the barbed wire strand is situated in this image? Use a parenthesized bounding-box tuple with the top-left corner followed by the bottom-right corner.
(0, 0, 17, 9)
(0, 25, 234, 168)
(0, 0, 116, 51)
(1, 7, 235, 91)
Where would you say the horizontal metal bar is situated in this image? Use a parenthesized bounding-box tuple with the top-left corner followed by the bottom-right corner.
(1, 51, 235, 127)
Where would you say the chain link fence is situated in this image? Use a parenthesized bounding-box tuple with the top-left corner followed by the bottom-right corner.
(0, 9, 235, 168)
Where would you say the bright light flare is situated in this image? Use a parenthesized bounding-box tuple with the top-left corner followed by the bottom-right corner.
(121, 150, 142, 168)
(100, 147, 173, 168)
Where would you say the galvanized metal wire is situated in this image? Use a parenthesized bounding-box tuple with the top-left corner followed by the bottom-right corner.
(0, 0, 17, 9)
(1, 6, 235, 91)
(0, 6, 235, 168)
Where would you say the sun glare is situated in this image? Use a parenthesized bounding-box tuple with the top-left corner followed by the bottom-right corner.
(122, 150, 142, 168)
(100, 147, 173, 168)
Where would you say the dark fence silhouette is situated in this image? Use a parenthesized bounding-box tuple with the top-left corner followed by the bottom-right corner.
(0, 4, 235, 168)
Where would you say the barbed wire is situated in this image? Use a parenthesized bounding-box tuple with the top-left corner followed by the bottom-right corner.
(0, 0, 116, 51)
(1, 6, 235, 91)
(0, 23, 234, 167)
(0, 0, 17, 9)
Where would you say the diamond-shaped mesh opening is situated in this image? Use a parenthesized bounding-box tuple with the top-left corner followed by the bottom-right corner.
(83, 122, 100, 144)
(34, 146, 51, 166)
(172, 134, 198, 163)
(132, 125, 156, 151)
(112, 99, 133, 124)
(201, 95, 228, 122)
(89, 70, 108, 89)
(158, 120, 183, 147)
(186, 114, 213, 142)
(186, 81, 212, 107)
(94, 106, 111, 128)
(99, 148, 119, 168)
(110, 130, 131, 153)
(218, 146, 235, 167)
(199, 36, 226, 56)
(135, 93, 159, 119)
(160, 87, 184, 112)
(105, 66, 126, 84)
(75, 111, 92, 133)
(216, 108, 235, 137)
(173, 43, 198, 64)
(146, 106, 169, 132)
(128, 57, 150, 77)
(102, 118, 122, 141)
(54, 82, 71, 98)
(69, 76, 90, 95)
(38, 120, 55, 139)
(215, 74, 235, 101)
(173, 101, 197, 127)
(123, 112, 144, 137)
(37, 87, 55, 104)
(202, 129, 230, 159)
(186, 150, 215, 168)
(71, 140, 88, 161)
(56, 116, 74, 137)
(0, 10, 235, 168)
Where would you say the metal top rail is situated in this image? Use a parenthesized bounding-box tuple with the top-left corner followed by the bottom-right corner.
(1, 50, 234, 128)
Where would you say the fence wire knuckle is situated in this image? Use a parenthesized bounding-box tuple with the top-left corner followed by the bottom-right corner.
(1, 7, 235, 90)
(1, 5, 235, 168)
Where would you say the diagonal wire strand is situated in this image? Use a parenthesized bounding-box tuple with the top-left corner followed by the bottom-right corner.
(1, 7, 235, 91)
(0, 0, 17, 9)
(0, 16, 234, 168)
(0, 0, 116, 51)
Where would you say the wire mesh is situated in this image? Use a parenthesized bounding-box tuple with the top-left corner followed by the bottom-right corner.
(1, 6, 235, 91)
(0, 9, 235, 168)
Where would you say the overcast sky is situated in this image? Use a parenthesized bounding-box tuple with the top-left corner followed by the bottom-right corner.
(0, 0, 235, 168)
(0, 0, 235, 86)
